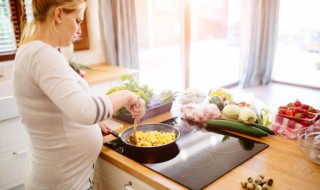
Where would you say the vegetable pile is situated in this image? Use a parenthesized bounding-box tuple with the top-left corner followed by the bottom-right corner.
(180, 88, 274, 138)
(106, 74, 178, 115)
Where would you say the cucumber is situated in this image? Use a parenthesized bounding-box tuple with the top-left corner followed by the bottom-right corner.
(250, 123, 275, 135)
(206, 119, 269, 138)
(221, 118, 275, 135)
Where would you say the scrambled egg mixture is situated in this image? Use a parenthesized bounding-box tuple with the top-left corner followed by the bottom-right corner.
(129, 131, 176, 147)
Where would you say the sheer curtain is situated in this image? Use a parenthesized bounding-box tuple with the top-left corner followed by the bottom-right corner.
(239, 0, 280, 88)
(98, 0, 139, 69)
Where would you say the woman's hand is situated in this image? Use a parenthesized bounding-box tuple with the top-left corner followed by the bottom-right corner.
(99, 122, 111, 143)
(99, 122, 110, 135)
(107, 90, 146, 122)
(127, 97, 145, 123)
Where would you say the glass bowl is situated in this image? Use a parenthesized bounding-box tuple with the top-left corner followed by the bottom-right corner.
(297, 127, 320, 164)
(304, 127, 320, 150)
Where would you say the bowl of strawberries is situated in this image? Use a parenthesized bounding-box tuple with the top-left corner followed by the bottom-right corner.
(276, 99, 319, 127)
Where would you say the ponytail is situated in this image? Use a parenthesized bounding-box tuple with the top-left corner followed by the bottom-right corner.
(20, 20, 36, 45)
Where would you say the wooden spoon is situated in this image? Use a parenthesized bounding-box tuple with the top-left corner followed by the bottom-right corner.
(129, 118, 138, 145)
(129, 97, 140, 145)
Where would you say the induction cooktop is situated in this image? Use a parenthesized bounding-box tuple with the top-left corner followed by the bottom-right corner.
(104, 117, 269, 190)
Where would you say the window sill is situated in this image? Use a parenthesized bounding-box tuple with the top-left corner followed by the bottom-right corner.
(0, 51, 16, 62)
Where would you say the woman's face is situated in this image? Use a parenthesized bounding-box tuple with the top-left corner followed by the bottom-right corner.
(56, 5, 86, 47)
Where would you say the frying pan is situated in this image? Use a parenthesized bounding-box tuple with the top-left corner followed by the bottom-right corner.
(108, 123, 180, 163)
(109, 123, 180, 148)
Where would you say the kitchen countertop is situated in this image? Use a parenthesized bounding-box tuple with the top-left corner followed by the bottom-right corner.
(99, 105, 320, 190)
(82, 63, 139, 85)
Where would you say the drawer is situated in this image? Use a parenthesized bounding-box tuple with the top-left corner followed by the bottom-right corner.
(0, 146, 28, 189)
(0, 96, 19, 121)
(94, 157, 155, 190)
(0, 117, 28, 153)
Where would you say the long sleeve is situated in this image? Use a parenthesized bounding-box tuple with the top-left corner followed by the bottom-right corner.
(18, 42, 113, 124)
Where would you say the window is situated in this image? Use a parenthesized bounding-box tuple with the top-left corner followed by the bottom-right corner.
(273, 0, 320, 88)
(0, 0, 89, 62)
(0, 0, 24, 61)
(136, 0, 242, 92)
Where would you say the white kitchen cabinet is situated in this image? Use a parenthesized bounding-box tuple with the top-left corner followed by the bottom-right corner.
(94, 157, 155, 190)
(0, 117, 28, 190)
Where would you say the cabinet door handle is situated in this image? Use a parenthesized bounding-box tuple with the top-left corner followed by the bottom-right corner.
(13, 150, 28, 155)
(124, 181, 135, 190)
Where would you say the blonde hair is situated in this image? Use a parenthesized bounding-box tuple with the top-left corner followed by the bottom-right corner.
(20, 0, 86, 45)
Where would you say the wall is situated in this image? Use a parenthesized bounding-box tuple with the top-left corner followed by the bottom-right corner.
(74, 0, 105, 65)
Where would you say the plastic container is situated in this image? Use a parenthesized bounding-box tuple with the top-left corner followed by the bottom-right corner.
(113, 101, 173, 124)
(180, 88, 206, 104)
(276, 113, 318, 127)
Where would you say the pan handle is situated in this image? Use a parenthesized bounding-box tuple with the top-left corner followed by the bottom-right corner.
(109, 130, 120, 137)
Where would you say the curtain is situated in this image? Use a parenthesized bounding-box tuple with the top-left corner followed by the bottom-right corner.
(98, 0, 139, 69)
(239, 0, 280, 88)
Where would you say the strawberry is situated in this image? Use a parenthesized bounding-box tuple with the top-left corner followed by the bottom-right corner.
(294, 113, 302, 118)
(308, 106, 315, 113)
(287, 102, 294, 107)
(278, 106, 287, 111)
(302, 109, 309, 116)
(307, 112, 315, 119)
(308, 115, 315, 119)
(286, 110, 294, 117)
(293, 107, 302, 114)
(301, 104, 308, 110)
(299, 113, 306, 118)
(278, 109, 286, 115)
(300, 120, 309, 126)
(294, 99, 302, 107)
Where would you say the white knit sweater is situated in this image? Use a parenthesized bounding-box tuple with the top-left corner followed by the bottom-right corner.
(13, 40, 113, 190)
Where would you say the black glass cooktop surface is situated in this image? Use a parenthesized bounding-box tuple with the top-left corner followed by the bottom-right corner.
(104, 117, 269, 190)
